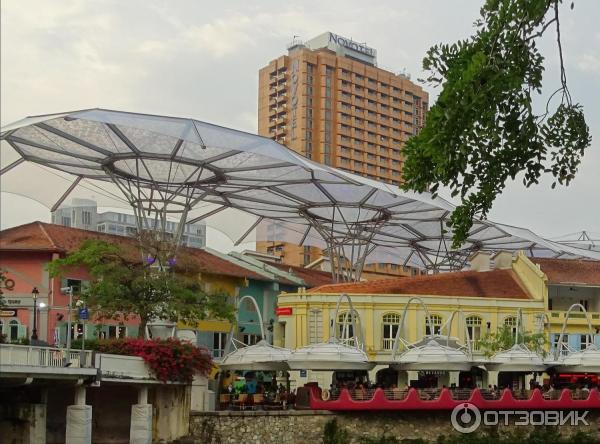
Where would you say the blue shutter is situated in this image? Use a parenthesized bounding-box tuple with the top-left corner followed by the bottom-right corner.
(17, 325, 27, 339)
(569, 334, 580, 351)
(197, 331, 213, 349)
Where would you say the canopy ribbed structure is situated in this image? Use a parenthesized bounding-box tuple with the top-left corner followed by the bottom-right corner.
(556, 345, 600, 373)
(218, 339, 292, 371)
(485, 344, 547, 372)
(392, 339, 473, 371)
(287, 338, 374, 371)
(2, 109, 599, 280)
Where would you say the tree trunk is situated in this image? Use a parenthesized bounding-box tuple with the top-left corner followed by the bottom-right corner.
(138, 316, 148, 339)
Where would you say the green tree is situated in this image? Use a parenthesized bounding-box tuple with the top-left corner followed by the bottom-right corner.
(48, 240, 234, 338)
(402, 0, 591, 247)
(478, 324, 547, 357)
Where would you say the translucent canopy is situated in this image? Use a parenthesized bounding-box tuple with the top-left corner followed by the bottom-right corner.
(485, 344, 547, 372)
(556, 345, 600, 373)
(218, 340, 292, 371)
(392, 339, 473, 371)
(287, 338, 375, 371)
(2, 109, 598, 276)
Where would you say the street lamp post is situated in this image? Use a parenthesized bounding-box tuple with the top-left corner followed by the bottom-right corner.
(31, 287, 39, 341)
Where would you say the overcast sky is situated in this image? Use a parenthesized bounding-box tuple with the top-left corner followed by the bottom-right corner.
(1, 0, 599, 247)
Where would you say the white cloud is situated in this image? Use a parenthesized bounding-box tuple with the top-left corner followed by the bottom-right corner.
(577, 54, 600, 75)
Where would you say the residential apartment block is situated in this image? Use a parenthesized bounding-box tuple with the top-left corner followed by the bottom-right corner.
(51, 198, 206, 249)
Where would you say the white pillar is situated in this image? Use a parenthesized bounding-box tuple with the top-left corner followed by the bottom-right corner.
(130, 386, 152, 444)
(66, 386, 91, 444)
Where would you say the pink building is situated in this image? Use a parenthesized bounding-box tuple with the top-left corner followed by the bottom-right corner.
(0, 222, 147, 344)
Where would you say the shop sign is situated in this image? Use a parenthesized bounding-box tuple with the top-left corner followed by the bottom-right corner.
(276, 307, 293, 316)
(0, 309, 18, 317)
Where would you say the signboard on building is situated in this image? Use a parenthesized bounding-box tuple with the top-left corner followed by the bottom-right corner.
(299, 369, 307, 377)
(0, 309, 17, 317)
(276, 307, 293, 316)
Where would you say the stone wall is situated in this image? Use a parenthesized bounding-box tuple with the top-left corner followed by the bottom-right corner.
(188, 410, 600, 444)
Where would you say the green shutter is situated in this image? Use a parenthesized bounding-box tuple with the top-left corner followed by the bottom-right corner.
(17, 325, 27, 339)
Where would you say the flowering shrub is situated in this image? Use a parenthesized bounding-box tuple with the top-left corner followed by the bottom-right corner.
(97, 338, 212, 383)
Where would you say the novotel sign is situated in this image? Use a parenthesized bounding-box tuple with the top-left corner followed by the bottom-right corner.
(328, 33, 376, 58)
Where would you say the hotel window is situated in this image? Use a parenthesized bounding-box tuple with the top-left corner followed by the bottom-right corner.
(425, 314, 443, 336)
(338, 311, 360, 345)
(466, 316, 482, 350)
(382, 313, 401, 350)
(308, 309, 323, 344)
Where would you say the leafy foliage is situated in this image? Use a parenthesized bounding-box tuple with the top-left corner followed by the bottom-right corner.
(97, 337, 213, 382)
(478, 324, 547, 357)
(323, 419, 350, 444)
(48, 239, 234, 337)
(402, 0, 591, 247)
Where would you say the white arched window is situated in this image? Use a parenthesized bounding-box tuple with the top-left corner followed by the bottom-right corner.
(504, 316, 518, 338)
(308, 309, 323, 344)
(466, 316, 483, 350)
(425, 314, 443, 336)
(338, 310, 360, 345)
(382, 313, 401, 350)
(9, 319, 20, 342)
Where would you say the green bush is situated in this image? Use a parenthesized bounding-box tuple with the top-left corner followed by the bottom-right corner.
(323, 419, 350, 444)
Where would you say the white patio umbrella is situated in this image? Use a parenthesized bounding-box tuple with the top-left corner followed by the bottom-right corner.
(219, 295, 292, 371)
(287, 294, 374, 371)
(485, 344, 548, 372)
(392, 339, 473, 372)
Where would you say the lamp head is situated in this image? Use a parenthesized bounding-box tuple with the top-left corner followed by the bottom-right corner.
(31, 287, 39, 299)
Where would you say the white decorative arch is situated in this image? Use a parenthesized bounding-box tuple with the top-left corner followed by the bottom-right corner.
(554, 303, 595, 360)
(391, 297, 433, 359)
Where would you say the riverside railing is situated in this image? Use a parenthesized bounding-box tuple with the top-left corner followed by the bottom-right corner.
(0, 343, 93, 368)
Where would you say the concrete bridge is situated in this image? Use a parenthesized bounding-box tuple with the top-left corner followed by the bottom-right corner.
(0, 344, 210, 444)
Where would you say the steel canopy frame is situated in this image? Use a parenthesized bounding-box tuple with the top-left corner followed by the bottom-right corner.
(2, 108, 599, 281)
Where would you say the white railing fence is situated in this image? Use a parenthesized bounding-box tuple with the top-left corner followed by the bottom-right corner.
(0, 344, 93, 368)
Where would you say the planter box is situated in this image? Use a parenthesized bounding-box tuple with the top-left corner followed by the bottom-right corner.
(95, 353, 154, 382)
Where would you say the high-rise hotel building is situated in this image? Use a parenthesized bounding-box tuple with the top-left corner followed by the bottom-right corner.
(257, 32, 429, 275)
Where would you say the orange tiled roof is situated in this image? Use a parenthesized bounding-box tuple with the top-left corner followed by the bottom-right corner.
(309, 268, 530, 299)
(531, 257, 600, 286)
(0, 222, 269, 282)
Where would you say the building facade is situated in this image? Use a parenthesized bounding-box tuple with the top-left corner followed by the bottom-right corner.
(0, 222, 332, 357)
(52, 198, 206, 249)
(274, 252, 600, 388)
(256, 32, 428, 275)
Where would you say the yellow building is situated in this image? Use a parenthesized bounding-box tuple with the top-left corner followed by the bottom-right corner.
(275, 251, 600, 388)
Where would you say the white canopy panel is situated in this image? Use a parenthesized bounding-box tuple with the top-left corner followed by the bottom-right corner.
(2, 109, 598, 278)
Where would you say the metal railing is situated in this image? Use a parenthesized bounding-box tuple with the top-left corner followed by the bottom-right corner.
(0, 344, 93, 368)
